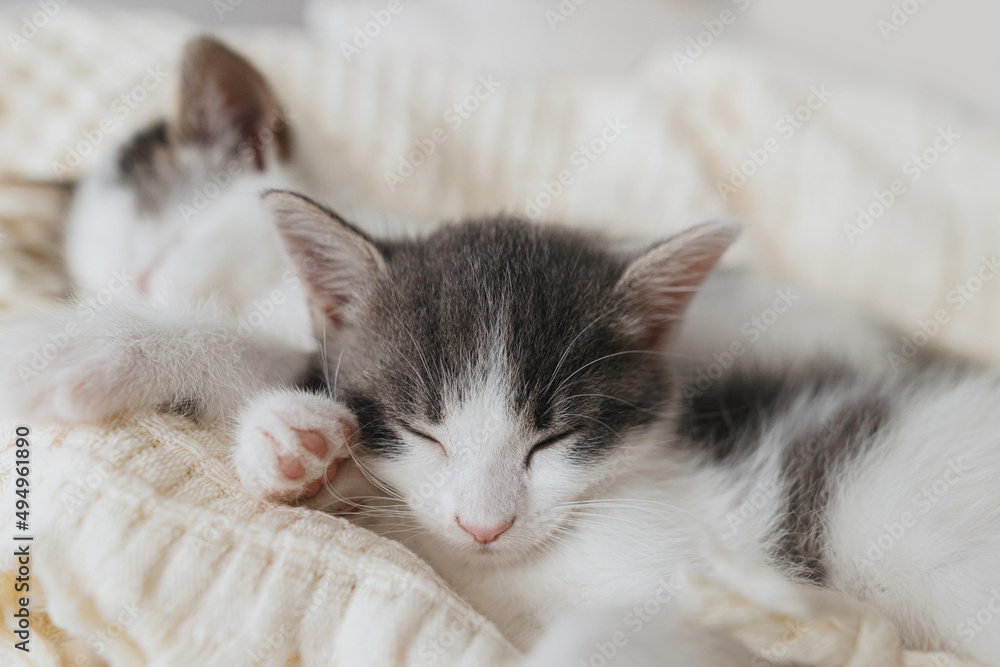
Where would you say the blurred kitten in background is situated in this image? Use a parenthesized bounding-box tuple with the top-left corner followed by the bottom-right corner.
(0, 37, 321, 423)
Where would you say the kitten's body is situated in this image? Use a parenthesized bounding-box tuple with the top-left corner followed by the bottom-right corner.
(255, 204, 997, 664)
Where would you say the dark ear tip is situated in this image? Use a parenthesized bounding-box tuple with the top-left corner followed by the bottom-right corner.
(261, 190, 315, 219)
(180, 36, 266, 86)
(261, 189, 323, 210)
(261, 189, 335, 220)
(261, 188, 297, 202)
(262, 190, 378, 247)
(182, 35, 235, 60)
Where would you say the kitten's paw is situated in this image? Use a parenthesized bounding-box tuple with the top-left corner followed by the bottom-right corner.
(0, 317, 148, 423)
(234, 390, 356, 501)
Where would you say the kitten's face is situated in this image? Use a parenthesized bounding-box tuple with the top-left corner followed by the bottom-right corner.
(268, 192, 737, 561)
(341, 223, 669, 560)
(64, 37, 296, 305)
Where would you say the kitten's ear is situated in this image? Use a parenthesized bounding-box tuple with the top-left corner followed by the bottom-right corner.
(264, 190, 385, 325)
(614, 222, 740, 348)
(176, 36, 290, 168)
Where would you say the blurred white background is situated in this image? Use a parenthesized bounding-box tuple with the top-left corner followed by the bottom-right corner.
(53, 0, 1000, 117)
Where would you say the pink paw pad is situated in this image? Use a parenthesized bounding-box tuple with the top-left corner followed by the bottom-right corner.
(274, 430, 340, 500)
(277, 456, 306, 480)
(295, 429, 328, 458)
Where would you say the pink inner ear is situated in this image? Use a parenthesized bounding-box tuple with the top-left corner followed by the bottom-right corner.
(619, 223, 739, 348)
(322, 301, 345, 328)
(266, 191, 386, 331)
(177, 38, 290, 167)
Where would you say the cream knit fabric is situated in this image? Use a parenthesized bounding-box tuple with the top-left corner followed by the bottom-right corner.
(0, 6, 997, 666)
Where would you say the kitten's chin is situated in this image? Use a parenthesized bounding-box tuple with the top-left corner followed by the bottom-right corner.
(406, 514, 563, 566)
(442, 530, 560, 566)
(451, 543, 539, 566)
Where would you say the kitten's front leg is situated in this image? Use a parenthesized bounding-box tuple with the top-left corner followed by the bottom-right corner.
(0, 299, 309, 424)
(234, 389, 359, 502)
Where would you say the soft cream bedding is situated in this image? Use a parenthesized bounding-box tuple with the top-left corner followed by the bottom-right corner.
(1, 6, 997, 666)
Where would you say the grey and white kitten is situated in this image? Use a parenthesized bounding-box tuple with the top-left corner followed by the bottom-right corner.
(234, 191, 999, 665)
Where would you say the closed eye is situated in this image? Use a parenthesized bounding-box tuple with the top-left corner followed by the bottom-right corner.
(401, 424, 447, 456)
(525, 430, 575, 468)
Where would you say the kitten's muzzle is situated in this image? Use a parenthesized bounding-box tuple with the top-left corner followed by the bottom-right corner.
(455, 516, 514, 544)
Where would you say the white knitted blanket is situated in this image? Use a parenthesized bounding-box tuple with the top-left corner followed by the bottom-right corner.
(0, 6, 997, 666)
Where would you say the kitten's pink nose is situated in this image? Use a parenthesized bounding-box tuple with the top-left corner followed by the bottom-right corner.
(456, 517, 513, 544)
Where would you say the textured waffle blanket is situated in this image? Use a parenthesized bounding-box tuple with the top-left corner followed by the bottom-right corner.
(0, 6, 997, 666)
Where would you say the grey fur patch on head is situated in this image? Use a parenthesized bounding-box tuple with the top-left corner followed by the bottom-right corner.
(117, 121, 172, 214)
(268, 192, 735, 464)
(342, 217, 674, 462)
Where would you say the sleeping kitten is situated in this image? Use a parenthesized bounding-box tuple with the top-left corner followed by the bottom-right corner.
(240, 190, 1000, 665)
(0, 37, 319, 422)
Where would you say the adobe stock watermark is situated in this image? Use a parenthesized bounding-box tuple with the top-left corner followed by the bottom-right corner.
(383, 75, 503, 191)
(877, 0, 933, 41)
(720, 476, 780, 541)
(673, 0, 753, 73)
(179, 155, 250, 222)
(88, 601, 143, 656)
(578, 578, 679, 667)
(58, 460, 118, 512)
(750, 618, 810, 667)
(183, 514, 235, 556)
(904, 594, 1000, 667)
(339, 0, 409, 62)
(15, 269, 135, 383)
(844, 126, 959, 244)
(234, 622, 295, 667)
(213, 0, 244, 20)
(7, 0, 72, 52)
(59, 600, 144, 665)
(721, 417, 843, 541)
(236, 569, 340, 666)
(886, 254, 1000, 371)
(231, 272, 305, 340)
(545, 0, 590, 31)
(178, 108, 294, 223)
(854, 457, 970, 570)
(955, 589, 1000, 652)
(523, 117, 629, 219)
(751, 619, 811, 667)
(681, 287, 799, 400)
(410, 610, 477, 667)
(52, 65, 170, 179)
(716, 86, 833, 202)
